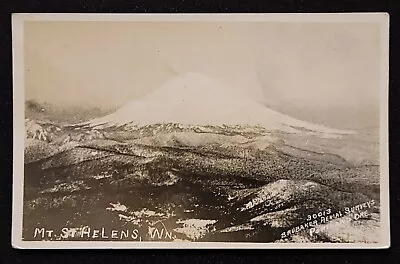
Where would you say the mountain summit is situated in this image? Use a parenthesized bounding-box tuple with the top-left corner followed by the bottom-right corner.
(83, 72, 355, 135)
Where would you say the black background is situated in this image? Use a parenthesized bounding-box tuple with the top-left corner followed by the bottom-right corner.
(1, 1, 399, 263)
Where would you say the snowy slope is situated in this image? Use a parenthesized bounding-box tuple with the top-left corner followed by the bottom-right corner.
(82, 72, 356, 135)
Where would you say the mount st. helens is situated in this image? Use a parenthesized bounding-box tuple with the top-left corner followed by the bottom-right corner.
(23, 72, 379, 243)
(78, 73, 355, 135)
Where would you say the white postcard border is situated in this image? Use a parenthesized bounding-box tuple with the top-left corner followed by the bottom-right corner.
(12, 13, 390, 249)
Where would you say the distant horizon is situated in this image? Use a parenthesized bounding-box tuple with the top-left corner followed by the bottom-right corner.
(24, 21, 382, 130)
(25, 96, 379, 131)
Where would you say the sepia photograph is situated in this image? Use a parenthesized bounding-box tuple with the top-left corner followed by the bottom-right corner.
(12, 13, 389, 249)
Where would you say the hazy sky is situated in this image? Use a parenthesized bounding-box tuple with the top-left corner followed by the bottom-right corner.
(24, 21, 382, 129)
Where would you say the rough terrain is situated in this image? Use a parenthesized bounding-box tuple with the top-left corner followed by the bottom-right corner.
(23, 119, 380, 243)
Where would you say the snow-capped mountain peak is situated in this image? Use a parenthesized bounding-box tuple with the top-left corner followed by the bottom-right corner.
(82, 72, 356, 135)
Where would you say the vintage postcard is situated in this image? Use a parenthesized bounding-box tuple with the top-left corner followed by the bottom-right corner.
(12, 13, 389, 249)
